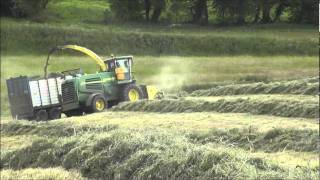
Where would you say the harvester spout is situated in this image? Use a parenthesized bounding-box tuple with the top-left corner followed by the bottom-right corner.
(44, 45, 107, 78)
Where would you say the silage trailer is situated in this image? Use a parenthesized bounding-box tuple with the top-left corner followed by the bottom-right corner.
(6, 76, 63, 120)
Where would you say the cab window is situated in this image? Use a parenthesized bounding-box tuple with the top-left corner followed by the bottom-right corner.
(115, 59, 129, 72)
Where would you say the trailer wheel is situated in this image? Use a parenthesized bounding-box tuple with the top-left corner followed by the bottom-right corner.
(64, 110, 83, 117)
(36, 110, 48, 121)
(122, 84, 143, 102)
(49, 108, 61, 120)
(91, 96, 107, 113)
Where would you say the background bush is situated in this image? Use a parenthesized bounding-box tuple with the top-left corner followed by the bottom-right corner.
(1, 0, 50, 18)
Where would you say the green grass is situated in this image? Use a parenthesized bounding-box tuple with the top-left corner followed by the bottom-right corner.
(47, 0, 108, 24)
(1, 55, 317, 116)
(1, 18, 317, 56)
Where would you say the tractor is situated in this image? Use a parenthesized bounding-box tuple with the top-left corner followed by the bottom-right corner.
(45, 45, 160, 117)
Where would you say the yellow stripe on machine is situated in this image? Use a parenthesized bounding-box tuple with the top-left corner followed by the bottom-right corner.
(60, 45, 108, 71)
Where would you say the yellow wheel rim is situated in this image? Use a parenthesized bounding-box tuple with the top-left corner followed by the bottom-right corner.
(95, 99, 105, 111)
(128, 89, 139, 102)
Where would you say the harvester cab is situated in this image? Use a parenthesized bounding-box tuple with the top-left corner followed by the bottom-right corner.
(105, 56, 133, 83)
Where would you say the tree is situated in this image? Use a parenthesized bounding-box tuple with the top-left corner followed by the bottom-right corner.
(287, 0, 318, 24)
(213, 0, 252, 25)
(150, 0, 166, 22)
(109, 0, 144, 21)
(109, 0, 165, 22)
(273, 0, 288, 22)
(1, 0, 50, 18)
(236, 0, 246, 24)
(144, 0, 151, 21)
(191, 0, 208, 25)
(260, 0, 271, 23)
(1, 0, 14, 16)
(213, 0, 231, 24)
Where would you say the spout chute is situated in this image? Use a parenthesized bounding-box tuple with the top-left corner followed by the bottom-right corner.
(44, 45, 107, 78)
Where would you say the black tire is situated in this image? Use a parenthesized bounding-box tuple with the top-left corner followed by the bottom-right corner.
(139, 85, 149, 99)
(35, 110, 48, 121)
(91, 95, 107, 113)
(121, 84, 144, 102)
(64, 110, 83, 117)
(48, 108, 61, 120)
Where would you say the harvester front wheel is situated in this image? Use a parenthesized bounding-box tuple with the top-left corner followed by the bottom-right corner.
(122, 84, 143, 102)
(91, 96, 107, 112)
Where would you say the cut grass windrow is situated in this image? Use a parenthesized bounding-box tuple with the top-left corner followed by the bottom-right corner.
(112, 98, 319, 119)
(187, 128, 319, 153)
(182, 77, 319, 93)
(184, 94, 318, 103)
(0, 120, 118, 137)
(1, 120, 318, 153)
(0, 167, 84, 180)
(1, 129, 318, 179)
(190, 79, 319, 96)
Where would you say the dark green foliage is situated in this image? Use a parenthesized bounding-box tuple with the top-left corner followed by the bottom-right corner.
(112, 98, 318, 118)
(191, 79, 319, 96)
(187, 128, 320, 152)
(213, 0, 254, 24)
(1, 0, 50, 18)
(190, 0, 209, 25)
(108, 0, 145, 21)
(147, 0, 166, 22)
(2, 0, 316, 25)
(286, 0, 318, 24)
(1, 0, 14, 16)
(107, 0, 166, 23)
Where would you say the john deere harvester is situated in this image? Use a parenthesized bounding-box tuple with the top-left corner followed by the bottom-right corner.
(52, 45, 160, 117)
(7, 45, 160, 120)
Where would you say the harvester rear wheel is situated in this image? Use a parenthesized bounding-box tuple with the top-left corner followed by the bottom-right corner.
(122, 84, 143, 102)
(35, 110, 48, 121)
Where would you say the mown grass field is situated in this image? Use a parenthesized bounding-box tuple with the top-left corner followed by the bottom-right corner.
(0, 0, 319, 178)
(1, 103, 319, 179)
(1, 77, 319, 179)
(1, 55, 317, 116)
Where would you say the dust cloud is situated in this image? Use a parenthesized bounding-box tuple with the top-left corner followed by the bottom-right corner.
(148, 58, 191, 92)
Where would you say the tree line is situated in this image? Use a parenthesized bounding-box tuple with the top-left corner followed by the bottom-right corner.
(1, 0, 318, 25)
(108, 0, 318, 25)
